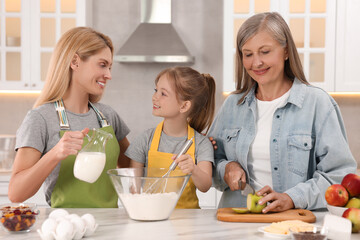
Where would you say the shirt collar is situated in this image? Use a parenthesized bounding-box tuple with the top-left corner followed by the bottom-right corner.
(242, 78, 306, 108)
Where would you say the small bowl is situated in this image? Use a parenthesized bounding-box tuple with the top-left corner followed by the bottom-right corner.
(326, 204, 347, 216)
(108, 168, 191, 221)
(0, 203, 39, 233)
(290, 226, 328, 240)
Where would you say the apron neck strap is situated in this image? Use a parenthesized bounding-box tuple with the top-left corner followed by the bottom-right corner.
(149, 121, 195, 151)
(54, 99, 109, 130)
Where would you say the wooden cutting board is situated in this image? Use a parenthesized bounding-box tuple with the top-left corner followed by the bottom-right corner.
(217, 208, 316, 223)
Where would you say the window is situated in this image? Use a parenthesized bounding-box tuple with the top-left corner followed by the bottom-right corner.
(223, 0, 336, 92)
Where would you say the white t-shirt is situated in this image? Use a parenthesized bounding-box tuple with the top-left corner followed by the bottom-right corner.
(248, 89, 290, 190)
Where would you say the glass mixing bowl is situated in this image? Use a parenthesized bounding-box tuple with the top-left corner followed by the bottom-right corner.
(108, 168, 191, 221)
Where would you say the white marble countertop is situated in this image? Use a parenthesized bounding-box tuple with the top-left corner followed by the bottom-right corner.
(0, 208, 358, 240)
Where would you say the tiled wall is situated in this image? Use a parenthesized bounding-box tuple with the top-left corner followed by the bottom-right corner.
(0, 0, 358, 170)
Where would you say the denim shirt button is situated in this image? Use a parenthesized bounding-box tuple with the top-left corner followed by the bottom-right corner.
(304, 143, 308, 147)
(276, 115, 280, 119)
(273, 139, 277, 143)
(274, 167, 278, 171)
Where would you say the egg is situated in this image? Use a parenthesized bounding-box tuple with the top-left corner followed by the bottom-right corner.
(70, 216, 86, 240)
(37, 229, 54, 240)
(49, 209, 69, 220)
(55, 216, 68, 223)
(81, 213, 98, 237)
(66, 213, 80, 220)
(41, 218, 57, 239)
(55, 219, 74, 239)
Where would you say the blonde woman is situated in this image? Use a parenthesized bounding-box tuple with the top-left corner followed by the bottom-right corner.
(209, 12, 356, 212)
(9, 27, 131, 208)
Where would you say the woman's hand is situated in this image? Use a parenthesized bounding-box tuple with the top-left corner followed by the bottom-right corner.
(208, 137, 217, 150)
(51, 128, 89, 160)
(224, 161, 246, 191)
(257, 185, 295, 213)
(174, 154, 195, 174)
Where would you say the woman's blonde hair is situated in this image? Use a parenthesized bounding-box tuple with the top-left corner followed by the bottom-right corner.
(33, 27, 113, 108)
(155, 67, 216, 134)
(234, 12, 308, 103)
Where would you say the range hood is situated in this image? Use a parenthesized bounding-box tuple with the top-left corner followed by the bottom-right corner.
(114, 0, 195, 63)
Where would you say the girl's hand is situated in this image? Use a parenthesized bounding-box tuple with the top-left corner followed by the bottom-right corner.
(52, 128, 89, 160)
(173, 154, 195, 174)
(224, 161, 247, 191)
(257, 185, 295, 213)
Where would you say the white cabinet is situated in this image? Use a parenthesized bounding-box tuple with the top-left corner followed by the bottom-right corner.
(0, 173, 48, 207)
(223, 0, 360, 92)
(197, 187, 222, 209)
(334, 0, 360, 91)
(0, 0, 88, 91)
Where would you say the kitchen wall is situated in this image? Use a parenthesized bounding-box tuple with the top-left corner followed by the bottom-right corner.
(0, 0, 359, 169)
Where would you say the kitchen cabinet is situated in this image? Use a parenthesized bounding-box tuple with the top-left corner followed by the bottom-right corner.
(334, 0, 360, 91)
(197, 187, 222, 209)
(0, 0, 88, 91)
(224, 0, 360, 92)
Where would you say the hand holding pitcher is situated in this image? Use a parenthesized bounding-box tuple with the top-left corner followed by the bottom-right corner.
(73, 128, 113, 183)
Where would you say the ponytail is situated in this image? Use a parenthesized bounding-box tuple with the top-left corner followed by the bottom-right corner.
(190, 73, 216, 134)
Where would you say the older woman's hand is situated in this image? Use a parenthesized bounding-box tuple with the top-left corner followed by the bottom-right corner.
(257, 185, 295, 213)
(224, 161, 246, 191)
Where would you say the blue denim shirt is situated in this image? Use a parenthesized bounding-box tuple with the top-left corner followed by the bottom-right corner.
(209, 78, 357, 209)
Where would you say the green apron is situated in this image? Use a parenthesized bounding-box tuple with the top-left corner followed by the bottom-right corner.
(50, 100, 119, 208)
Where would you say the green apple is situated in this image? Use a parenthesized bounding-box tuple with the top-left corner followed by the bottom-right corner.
(232, 208, 250, 214)
(247, 193, 266, 213)
(345, 197, 360, 209)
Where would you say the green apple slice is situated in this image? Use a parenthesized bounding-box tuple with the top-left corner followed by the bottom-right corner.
(232, 207, 250, 214)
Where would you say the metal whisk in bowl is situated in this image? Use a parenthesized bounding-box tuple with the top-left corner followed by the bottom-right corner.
(145, 137, 194, 194)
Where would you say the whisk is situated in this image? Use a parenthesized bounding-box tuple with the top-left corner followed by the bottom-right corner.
(145, 137, 194, 194)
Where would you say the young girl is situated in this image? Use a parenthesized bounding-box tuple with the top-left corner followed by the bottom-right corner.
(126, 66, 216, 208)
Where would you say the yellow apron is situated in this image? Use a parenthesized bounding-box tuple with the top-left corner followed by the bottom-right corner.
(148, 121, 199, 209)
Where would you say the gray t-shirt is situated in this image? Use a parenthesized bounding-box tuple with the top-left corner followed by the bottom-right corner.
(15, 102, 130, 205)
(125, 127, 214, 166)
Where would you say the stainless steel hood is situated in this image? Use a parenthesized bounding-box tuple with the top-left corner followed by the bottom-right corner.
(114, 0, 195, 63)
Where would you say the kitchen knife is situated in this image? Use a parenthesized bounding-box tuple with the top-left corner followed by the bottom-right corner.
(239, 180, 255, 196)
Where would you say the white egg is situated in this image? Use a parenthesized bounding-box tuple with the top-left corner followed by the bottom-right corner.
(41, 218, 57, 238)
(55, 219, 74, 239)
(81, 213, 97, 237)
(55, 216, 68, 223)
(37, 229, 54, 240)
(81, 213, 96, 228)
(70, 216, 86, 240)
(49, 209, 69, 220)
(67, 213, 80, 219)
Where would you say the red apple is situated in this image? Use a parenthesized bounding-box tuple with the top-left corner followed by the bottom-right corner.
(341, 173, 360, 198)
(342, 208, 360, 233)
(325, 184, 349, 207)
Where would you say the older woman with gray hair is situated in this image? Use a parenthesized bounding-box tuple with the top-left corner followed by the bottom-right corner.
(209, 12, 356, 212)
